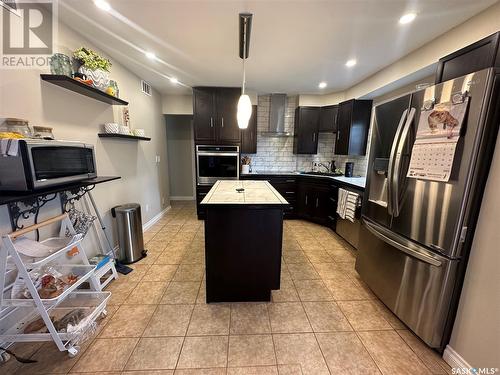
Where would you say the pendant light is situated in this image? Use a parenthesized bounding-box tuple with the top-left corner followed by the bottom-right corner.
(237, 13, 253, 129)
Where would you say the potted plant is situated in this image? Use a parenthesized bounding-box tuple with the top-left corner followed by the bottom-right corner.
(73, 47, 112, 91)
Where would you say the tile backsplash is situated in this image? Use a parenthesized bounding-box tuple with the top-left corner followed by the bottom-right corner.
(242, 95, 368, 176)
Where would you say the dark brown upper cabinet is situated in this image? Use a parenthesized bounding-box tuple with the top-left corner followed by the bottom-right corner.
(193, 87, 241, 144)
(319, 105, 338, 132)
(334, 99, 372, 156)
(435, 32, 500, 84)
(240, 105, 257, 154)
(293, 106, 320, 154)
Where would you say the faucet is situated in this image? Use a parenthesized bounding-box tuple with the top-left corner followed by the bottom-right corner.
(317, 162, 331, 173)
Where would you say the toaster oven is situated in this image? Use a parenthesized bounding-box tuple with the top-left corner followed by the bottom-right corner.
(0, 139, 97, 191)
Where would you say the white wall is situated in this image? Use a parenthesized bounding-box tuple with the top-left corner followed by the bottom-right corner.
(0, 21, 169, 252)
(162, 94, 193, 115)
(445, 137, 500, 369)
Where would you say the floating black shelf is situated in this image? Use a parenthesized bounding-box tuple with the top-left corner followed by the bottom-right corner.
(40, 74, 129, 105)
(98, 133, 151, 141)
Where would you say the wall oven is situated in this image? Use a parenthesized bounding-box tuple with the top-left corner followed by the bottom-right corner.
(196, 145, 239, 185)
(0, 139, 97, 191)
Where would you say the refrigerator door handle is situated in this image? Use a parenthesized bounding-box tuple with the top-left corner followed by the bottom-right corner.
(387, 108, 409, 216)
(392, 107, 416, 217)
(363, 218, 442, 267)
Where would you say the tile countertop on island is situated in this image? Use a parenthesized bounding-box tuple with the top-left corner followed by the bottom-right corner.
(201, 180, 289, 205)
(241, 171, 366, 190)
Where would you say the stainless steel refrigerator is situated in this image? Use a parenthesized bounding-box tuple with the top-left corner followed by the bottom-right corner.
(356, 68, 500, 351)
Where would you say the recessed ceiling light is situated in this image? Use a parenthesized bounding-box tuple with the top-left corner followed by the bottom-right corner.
(318, 82, 327, 89)
(345, 59, 357, 68)
(94, 0, 111, 11)
(170, 77, 178, 84)
(145, 51, 156, 60)
(399, 12, 417, 24)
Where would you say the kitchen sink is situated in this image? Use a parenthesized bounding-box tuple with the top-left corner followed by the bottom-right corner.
(300, 171, 344, 177)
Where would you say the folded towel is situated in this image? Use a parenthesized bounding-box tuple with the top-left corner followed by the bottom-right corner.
(0, 138, 20, 156)
(337, 188, 359, 222)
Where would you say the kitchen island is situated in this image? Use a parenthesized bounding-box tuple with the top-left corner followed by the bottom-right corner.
(201, 180, 289, 302)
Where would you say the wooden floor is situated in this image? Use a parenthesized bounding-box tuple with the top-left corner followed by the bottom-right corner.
(2, 201, 452, 374)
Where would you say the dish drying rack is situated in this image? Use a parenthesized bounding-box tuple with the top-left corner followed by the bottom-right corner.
(0, 213, 111, 357)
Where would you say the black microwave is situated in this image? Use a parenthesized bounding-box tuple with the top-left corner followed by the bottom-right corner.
(0, 139, 97, 191)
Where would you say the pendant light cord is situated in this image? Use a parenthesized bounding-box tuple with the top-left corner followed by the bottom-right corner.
(242, 17, 247, 95)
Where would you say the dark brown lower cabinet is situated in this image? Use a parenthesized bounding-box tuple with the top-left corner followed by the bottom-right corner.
(196, 185, 213, 219)
(296, 179, 331, 225)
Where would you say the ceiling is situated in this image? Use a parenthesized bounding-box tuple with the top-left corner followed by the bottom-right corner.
(58, 0, 497, 95)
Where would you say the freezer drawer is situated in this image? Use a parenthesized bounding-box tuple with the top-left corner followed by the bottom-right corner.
(355, 218, 459, 349)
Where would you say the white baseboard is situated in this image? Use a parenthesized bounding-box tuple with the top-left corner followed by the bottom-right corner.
(443, 345, 471, 370)
(142, 205, 171, 231)
(170, 196, 195, 201)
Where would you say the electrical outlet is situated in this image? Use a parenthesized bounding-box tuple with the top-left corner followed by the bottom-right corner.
(145, 204, 150, 212)
(155, 155, 161, 164)
(161, 197, 165, 205)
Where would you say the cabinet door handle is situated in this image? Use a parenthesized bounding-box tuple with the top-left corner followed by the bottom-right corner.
(285, 191, 295, 194)
(305, 195, 308, 205)
(312, 133, 316, 142)
(210, 117, 214, 128)
(221, 117, 224, 128)
(337, 131, 340, 140)
(286, 179, 295, 183)
(316, 198, 319, 208)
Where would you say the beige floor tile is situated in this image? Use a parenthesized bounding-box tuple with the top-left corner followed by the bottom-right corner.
(181, 251, 205, 264)
(359, 330, 430, 374)
(273, 333, 329, 375)
(286, 263, 320, 280)
(302, 301, 352, 332)
(100, 304, 156, 338)
(397, 330, 450, 374)
(277, 364, 303, 374)
(230, 303, 271, 334)
(372, 300, 406, 329)
(123, 371, 173, 375)
(228, 335, 276, 367)
(136, 252, 161, 265)
(197, 280, 207, 303)
(327, 248, 357, 262)
(311, 262, 343, 280)
(272, 280, 300, 302)
(227, 366, 279, 374)
(155, 250, 185, 265)
(14, 340, 87, 375)
(174, 369, 226, 375)
(104, 279, 138, 305)
(316, 332, 381, 374)
(71, 338, 138, 373)
(338, 300, 392, 331)
(294, 279, 333, 301)
(143, 304, 194, 336)
(268, 302, 312, 333)
(174, 264, 205, 282)
(303, 250, 333, 263)
(119, 264, 152, 283)
(124, 281, 167, 305)
(283, 251, 309, 264)
(142, 264, 179, 282)
(162, 281, 201, 304)
(187, 304, 230, 335)
(323, 277, 375, 301)
(177, 336, 228, 369)
(125, 336, 183, 370)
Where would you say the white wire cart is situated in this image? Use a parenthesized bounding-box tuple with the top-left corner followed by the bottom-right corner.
(0, 213, 111, 357)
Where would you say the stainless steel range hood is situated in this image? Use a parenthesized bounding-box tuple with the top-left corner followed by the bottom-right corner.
(261, 94, 292, 137)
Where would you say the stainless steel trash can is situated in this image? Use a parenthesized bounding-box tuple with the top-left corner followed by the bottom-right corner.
(111, 203, 147, 264)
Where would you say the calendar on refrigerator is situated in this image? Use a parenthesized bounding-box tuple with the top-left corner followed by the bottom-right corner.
(407, 96, 469, 182)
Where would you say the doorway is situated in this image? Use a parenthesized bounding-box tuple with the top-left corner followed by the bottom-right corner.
(165, 115, 195, 200)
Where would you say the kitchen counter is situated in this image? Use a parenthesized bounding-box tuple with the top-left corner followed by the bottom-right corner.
(241, 171, 366, 190)
(201, 180, 287, 302)
(201, 180, 289, 206)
